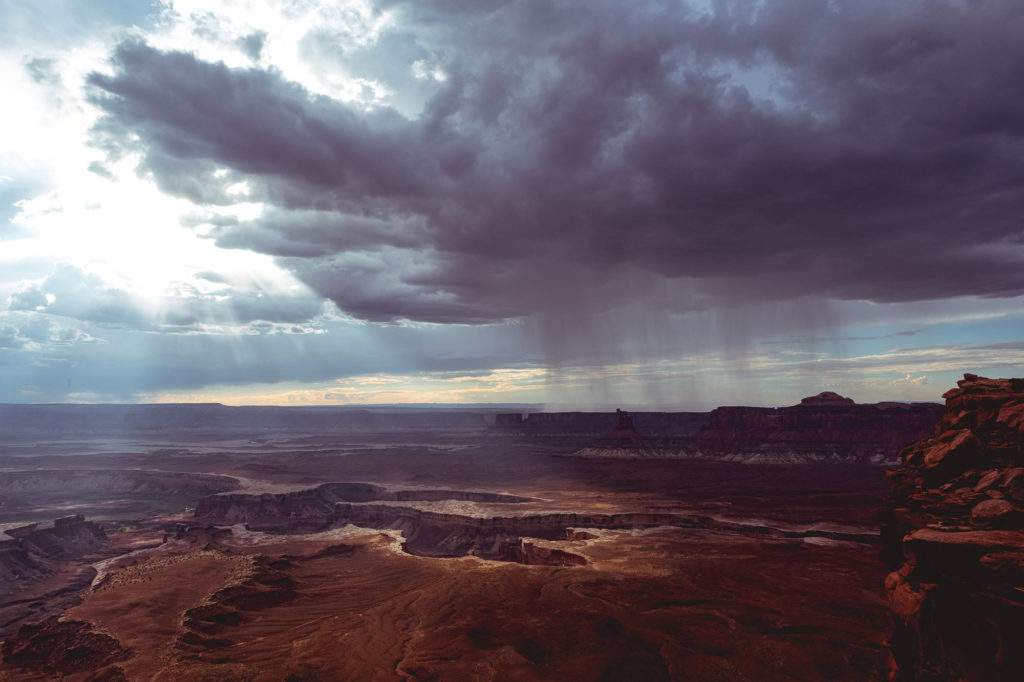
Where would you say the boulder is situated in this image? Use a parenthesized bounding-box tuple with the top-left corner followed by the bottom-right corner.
(922, 429, 980, 469)
(971, 498, 1015, 526)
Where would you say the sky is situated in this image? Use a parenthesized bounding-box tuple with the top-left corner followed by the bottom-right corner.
(1, 0, 1023, 409)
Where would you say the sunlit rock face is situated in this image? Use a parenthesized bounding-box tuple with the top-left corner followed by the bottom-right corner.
(878, 374, 1024, 682)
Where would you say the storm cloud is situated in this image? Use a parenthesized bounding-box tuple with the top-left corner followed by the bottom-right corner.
(82, 0, 1024, 327)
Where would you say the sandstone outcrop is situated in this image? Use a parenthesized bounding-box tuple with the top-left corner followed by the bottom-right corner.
(878, 374, 1024, 681)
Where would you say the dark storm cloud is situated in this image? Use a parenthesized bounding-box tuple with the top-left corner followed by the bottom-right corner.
(88, 42, 428, 196)
(203, 208, 429, 258)
(87, 0, 1024, 325)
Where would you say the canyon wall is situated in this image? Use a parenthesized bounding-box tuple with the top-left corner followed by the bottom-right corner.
(573, 394, 942, 463)
(489, 411, 710, 440)
(0, 470, 239, 498)
(689, 397, 943, 464)
(0, 470, 241, 524)
(0, 515, 107, 598)
(194, 483, 878, 563)
(878, 375, 1024, 681)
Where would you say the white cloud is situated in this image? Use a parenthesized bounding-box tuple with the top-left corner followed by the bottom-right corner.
(893, 373, 928, 386)
(0, 311, 105, 350)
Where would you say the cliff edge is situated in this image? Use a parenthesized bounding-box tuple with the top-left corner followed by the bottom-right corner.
(691, 395, 943, 464)
(573, 395, 941, 462)
(878, 374, 1024, 681)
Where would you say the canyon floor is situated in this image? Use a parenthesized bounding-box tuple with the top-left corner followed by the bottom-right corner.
(0, 431, 892, 680)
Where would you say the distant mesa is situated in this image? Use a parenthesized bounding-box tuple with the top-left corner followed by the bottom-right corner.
(491, 413, 525, 431)
(798, 391, 855, 406)
(0, 403, 488, 435)
(685, 392, 943, 464)
(488, 410, 709, 442)
(570, 395, 942, 463)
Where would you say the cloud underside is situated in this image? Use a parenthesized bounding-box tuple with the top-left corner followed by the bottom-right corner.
(86, 0, 1024, 325)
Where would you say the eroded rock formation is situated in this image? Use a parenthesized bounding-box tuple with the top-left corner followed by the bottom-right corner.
(0, 515, 107, 595)
(497, 539, 588, 566)
(878, 374, 1024, 681)
(575, 409, 658, 457)
(195, 483, 878, 563)
(195, 483, 532, 527)
(0, 515, 110, 637)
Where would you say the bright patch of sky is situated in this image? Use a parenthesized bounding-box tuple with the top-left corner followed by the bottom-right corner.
(1, 0, 1022, 406)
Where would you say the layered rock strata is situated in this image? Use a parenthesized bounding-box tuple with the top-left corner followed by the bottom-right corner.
(0, 469, 239, 499)
(879, 374, 1024, 681)
(195, 482, 532, 524)
(689, 395, 943, 464)
(0, 515, 110, 636)
(0, 515, 107, 595)
(194, 483, 879, 563)
(1, 616, 128, 678)
(488, 411, 710, 440)
(572, 395, 942, 462)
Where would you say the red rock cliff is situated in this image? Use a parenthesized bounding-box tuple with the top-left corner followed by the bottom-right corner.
(878, 374, 1024, 681)
(692, 395, 943, 463)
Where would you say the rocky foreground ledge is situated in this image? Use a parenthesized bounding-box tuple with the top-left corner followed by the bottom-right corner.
(878, 375, 1024, 681)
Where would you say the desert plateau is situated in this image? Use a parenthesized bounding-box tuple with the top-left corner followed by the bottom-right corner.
(3, 378, 1019, 680)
